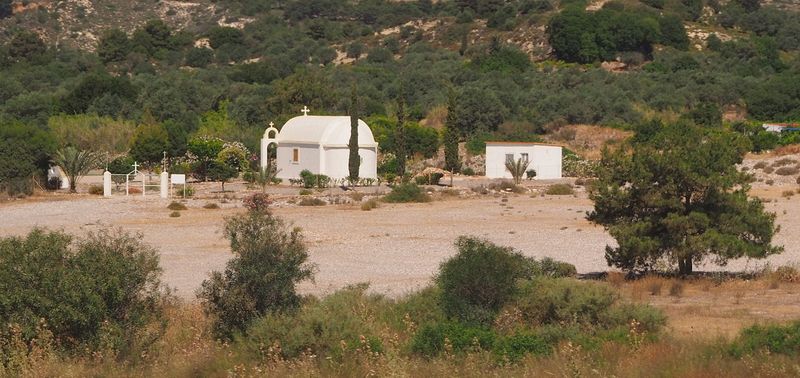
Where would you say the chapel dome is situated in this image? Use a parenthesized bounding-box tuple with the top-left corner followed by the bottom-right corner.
(277, 116, 377, 147)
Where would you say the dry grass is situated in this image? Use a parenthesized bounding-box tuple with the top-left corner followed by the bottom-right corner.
(606, 271, 626, 288)
(7, 271, 800, 377)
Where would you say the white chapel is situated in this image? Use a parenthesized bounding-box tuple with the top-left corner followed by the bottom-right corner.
(261, 107, 378, 181)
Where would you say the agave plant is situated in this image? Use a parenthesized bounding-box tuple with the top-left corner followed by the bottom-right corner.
(53, 146, 100, 193)
(505, 157, 529, 185)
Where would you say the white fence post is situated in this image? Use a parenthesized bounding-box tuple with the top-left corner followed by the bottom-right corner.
(160, 172, 169, 199)
(103, 171, 111, 197)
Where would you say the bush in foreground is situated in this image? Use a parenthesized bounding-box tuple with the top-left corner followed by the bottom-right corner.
(383, 183, 430, 203)
(0, 229, 170, 366)
(198, 210, 315, 339)
(729, 321, 800, 357)
(242, 284, 384, 361)
(437, 237, 532, 325)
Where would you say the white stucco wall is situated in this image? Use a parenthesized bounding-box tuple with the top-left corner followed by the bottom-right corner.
(276, 143, 321, 180)
(324, 147, 378, 179)
(485, 144, 562, 180)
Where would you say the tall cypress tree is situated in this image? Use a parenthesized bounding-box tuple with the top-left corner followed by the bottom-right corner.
(395, 97, 407, 179)
(348, 83, 360, 182)
(443, 93, 461, 173)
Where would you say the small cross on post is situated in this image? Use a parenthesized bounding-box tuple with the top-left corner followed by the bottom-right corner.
(301, 105, 310, 116)
(132, 161, 139, 174)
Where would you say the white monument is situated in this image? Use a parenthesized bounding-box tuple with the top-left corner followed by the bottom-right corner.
(485, 142, 563, 180)
(261, 106, 379, 180)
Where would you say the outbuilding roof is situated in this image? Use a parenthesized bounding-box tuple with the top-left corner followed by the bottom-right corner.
(485, 141, 563, 148)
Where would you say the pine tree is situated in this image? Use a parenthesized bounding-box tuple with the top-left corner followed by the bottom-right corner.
(348, 83, 360, 182)
(589, 120, 782, 275)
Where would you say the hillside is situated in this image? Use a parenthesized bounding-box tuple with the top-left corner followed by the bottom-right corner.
(1, 0, 800, 195)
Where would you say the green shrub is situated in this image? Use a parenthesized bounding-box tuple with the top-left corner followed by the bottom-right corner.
(388, 286, 447, 329)
(299, 170, 331, 188)
(729, 321, 800, 357)
(383, 183, 430, 203)
(242, 284, 384, 361)
(529, 257, 577, 278)
(169, 211, 181, 217)
(600, 303, 666, 333)
(198, 211, 315, 339)
(493, 331, 553, 361)
(461, 167, 475, 176)
(167, 201, 187, 210)
(545, 183, 574, 195)
(513, 278, 617, 327)
(415, 173, 444, 185)
(203, 203, 220, 209)
(0, 229, 170, 360)
(300, 169, 315, 188)
(411, 321, 496, 357)
(299, 189, 312, 195)
(437, 237, 532, 325)
(411, 322, 554, 360)
(298, 197, 326, 206)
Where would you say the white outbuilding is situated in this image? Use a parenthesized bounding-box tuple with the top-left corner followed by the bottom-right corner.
(485, 142, 562, 180)
(261, 107, 378, 181)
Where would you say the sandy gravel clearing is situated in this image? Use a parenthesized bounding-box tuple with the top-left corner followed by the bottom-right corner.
(2, 190, 799, 300)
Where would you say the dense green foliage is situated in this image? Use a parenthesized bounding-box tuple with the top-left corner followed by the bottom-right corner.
(437, 237, 533, 325)
(0, 121, 55, 195)
(589, 120, 782, 274)
(548, 6, 689, 63)
(0, 229, 170, 365)
(198, 208, 315, 339)
(382, 182, 431, 203)
(729, 321, 800, 357)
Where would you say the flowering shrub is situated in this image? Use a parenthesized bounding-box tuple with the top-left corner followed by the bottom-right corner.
(243, 193, 272, 213)
(562, 153, 598, 178)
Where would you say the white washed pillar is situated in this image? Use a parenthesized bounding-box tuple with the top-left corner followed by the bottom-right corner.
(160, 172, 168, 198)
(103, 171, 111, 197)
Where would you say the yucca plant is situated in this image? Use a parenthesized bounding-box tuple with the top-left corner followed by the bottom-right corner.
(505, 157, 529, 185)
(54, 146, 99, 193)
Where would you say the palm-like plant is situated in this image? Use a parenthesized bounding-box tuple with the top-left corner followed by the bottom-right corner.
(505, 157, 529, 185)
(254, 162, 280, 193)
(54, 146, 99, 193)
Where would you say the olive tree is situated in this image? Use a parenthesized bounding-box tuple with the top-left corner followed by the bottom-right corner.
(588, 120, 782, 275)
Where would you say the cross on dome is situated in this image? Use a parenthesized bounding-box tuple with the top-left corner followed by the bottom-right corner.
(301, 105, 310, 116)
(269, 121, 275, 127)
(132, 161, 139, 174)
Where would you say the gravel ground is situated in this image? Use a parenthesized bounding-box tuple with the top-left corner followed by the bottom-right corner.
(2, 187, 799, 300)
